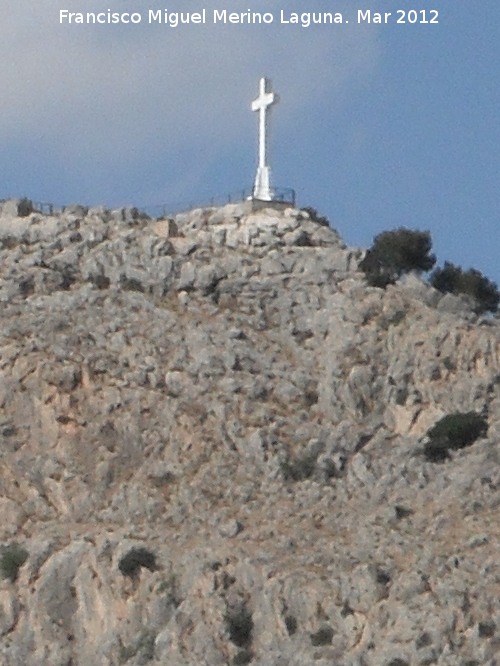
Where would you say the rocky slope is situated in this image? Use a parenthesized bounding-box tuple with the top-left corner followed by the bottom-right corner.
(0, 198, 498, 666)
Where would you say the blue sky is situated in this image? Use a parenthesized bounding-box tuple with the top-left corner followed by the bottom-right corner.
(2, 0, 499, 283)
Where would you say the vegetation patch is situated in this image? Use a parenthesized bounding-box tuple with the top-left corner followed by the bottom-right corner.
(430, 261, 499, 314)
(120, 275, 145, 293)
(360, 228, 435, 288)
(118, 547, 157, 578)
(301, 206, 329, 227)
(233, 650, 253, 665)
(90, 274, 111, 290)
(280, 452, 317, 482)
(310, 625, 333, 646)
(225, 603, 253, 649)
(18, 197, 34, 217)
(477, 620, 496, 638)
(423, 412, 488, 462)
(284, 614, 298, 636)
(0, 543, 29, 582)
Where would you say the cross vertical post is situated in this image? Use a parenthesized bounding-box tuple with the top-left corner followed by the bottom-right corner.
(251, 77, 279, 201)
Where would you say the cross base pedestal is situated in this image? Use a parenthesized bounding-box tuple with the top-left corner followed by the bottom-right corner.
(252, 166, 273, 201)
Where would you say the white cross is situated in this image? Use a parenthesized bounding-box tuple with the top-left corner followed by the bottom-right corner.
(251, 77, 279, 201)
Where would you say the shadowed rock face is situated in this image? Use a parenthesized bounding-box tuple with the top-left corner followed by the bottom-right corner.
(0, 200, 498, 666)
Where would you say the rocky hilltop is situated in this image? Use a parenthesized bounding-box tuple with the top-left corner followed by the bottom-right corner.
(0, 199, 498, 666)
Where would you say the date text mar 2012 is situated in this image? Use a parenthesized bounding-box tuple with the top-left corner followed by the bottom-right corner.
(357, 9, 439, 24)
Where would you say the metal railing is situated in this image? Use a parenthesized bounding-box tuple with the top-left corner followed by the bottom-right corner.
(33, 202, 65, 215)
(20, 186, 296, 220)
(138, 187, 295, 219)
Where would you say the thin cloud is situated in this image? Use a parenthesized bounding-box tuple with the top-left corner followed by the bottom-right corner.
(1, 0, 381, 200)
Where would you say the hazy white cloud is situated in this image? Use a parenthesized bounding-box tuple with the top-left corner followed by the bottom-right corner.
(1, 0, 381, 200)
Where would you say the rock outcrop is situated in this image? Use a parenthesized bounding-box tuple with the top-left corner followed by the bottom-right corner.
(0, 199, 498, 665)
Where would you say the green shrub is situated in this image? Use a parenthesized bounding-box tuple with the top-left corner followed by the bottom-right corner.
(118, 547, 157, 578)
(360, 228, 436, 288)
(430, 262, 499, 314)
(233, 650, 253, 665)
(478, 620, 496, 638)
(0, 543, 29, 582)
(301, 206, 329, 227)
(90, 274, 110, 290)
(280, 452, 317, 482)
(225, 603, 253, 648)
(18, 198, 33, 217)
(284, 614, 298, 636)
(424, 412, 488, 462)
(119, 275, 145, 293)
(19, 276, 35, 297)
(310, 625, 333, 646)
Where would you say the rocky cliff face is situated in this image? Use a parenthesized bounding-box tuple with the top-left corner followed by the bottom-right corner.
(0, 199, 498, 666)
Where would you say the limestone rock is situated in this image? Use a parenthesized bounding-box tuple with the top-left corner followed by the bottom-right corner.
(0, 201, 498, 665)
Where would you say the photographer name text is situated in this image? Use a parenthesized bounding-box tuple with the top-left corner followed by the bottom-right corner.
(59, 8, 440, 28)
